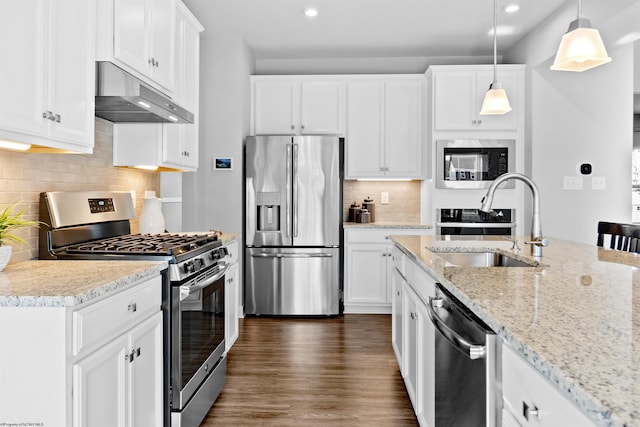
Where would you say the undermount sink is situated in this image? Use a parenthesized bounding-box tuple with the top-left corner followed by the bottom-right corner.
(433, 251, 537, 268)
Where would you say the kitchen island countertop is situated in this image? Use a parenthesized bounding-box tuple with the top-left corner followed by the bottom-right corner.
(391, 234, 640, 427)
(0, 260, 168, 308)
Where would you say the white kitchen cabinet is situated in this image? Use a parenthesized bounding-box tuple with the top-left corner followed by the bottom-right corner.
(73, 311, 163, 427)
(110, 0, 176, 93)
(0, 274, 163, 426)
(391, 246, 406, 367)
(401, 261, 436, 427)
(112, 1, 202, 172)
(344, 228, 427, 314)
(502, 344, 596, 427)
(161, 1, 203, 170)
(0, 0, 96, 153)
(345, 77, 424, 179)
(224, 240, 240, 353)
(428, 65, 523, 132)
(252, 78, 346, 135)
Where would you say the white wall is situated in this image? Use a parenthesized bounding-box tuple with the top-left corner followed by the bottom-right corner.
(504, 0, 639, 244)
(182, 33, 253, 234)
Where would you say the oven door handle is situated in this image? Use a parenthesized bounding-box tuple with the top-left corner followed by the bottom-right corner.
(427, 296, 487, 360)
(179, 262, 228, 301)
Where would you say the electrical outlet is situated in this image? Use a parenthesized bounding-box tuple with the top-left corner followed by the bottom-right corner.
(563, 176, 583, 190)
(592, 176, 606, 190)
(381, 192, 389, 204)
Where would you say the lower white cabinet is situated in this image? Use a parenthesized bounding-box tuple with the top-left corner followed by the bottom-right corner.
(502, 344, 596, 427)
(401, 262, 436, 427)
(0, 274, 163, 426)
(73, 311, 163, 427)
(224, 240, 240, 353)
(344, 228, 427, 314)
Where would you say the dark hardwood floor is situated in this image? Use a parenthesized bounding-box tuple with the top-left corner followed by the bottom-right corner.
(201, 314, 418, 427)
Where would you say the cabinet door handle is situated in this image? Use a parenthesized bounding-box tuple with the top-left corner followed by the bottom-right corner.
(523, 402, 539, 420)
(301, 124, 305, 130)
(54, 113, 61, 123)
(290, 125, 295, 130)
(135, 347, 141, 358)
(410, 312, 418, 320)
(128, 303, 137, 312)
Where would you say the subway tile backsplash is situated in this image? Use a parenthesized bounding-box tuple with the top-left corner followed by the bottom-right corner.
(0, 119, 159, 264)
(343, 180, 421, 223)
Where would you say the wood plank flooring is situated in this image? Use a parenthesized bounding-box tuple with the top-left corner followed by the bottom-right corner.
(201, 314, 418, 427)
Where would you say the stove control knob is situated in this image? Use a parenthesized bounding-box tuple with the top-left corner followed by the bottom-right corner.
(193, 258, 204, 271)
(210, 250, 220, 260)
(183, 261, 195, 274)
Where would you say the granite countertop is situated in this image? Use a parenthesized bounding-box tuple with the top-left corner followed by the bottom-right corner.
(390, 234, 640, 427)
(0, 260, 168, 308)
(343, 221, 432, 229)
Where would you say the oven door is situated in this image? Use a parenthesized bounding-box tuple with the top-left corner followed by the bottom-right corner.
(171, 263, 227, 411)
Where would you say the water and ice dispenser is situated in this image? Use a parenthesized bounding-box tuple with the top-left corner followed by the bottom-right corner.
(256, 192, 281, 232)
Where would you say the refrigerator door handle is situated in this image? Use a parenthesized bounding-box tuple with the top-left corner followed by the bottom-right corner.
(286, 144, 292, 237)
(251, 252, 334, 258)
(292, 143, 299, 237)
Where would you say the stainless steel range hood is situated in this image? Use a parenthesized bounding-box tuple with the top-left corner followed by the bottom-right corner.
(95, 61, 194, 124)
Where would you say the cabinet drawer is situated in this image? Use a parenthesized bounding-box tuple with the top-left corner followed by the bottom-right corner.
(502, 344, 595, 427)
(72, 275, 162, 356)
(345, 228, 426, 244)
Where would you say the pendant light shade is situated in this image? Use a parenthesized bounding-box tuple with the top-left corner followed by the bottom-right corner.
(479, 0, 511, 115)
(550, 1, 611, 72)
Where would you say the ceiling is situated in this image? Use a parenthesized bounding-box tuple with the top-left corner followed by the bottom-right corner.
(183, 0, 570, 60)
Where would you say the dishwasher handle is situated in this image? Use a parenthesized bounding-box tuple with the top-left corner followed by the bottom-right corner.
(428, 296, 487, 360)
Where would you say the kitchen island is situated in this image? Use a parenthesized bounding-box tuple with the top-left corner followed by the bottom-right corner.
(392, 235, 639, 427)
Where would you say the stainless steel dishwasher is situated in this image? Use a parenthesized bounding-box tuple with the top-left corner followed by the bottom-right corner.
(427, 283, 501, 427)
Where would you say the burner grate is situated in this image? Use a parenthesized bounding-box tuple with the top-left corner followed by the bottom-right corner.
(66, 233, 219, 256)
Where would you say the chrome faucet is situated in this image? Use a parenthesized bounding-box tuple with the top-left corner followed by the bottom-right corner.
(480, 172, 549, 257)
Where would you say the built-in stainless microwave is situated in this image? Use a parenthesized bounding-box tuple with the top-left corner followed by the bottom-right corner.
(436, 139, 515, 189)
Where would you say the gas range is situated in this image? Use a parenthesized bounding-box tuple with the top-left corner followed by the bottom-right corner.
(38, 191, 226, 282)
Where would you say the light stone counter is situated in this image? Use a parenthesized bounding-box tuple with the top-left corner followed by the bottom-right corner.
(0, 260, 168, 307)
(391, 234, 640, 427)
(343, 221, 432, 229)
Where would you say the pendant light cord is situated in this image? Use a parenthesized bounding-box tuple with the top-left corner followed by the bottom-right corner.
(492, 0, 497, 84)
(577, 0, 582, 19)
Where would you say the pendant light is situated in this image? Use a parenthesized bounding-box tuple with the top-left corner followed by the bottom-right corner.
(550, 0, 611, 72)
(479, 0, 512, 115)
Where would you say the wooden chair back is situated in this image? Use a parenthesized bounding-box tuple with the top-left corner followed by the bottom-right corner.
(597, 221, 640, 253)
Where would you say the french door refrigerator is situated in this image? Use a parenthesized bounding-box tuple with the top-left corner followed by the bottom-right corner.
(245, 135, 343, 315)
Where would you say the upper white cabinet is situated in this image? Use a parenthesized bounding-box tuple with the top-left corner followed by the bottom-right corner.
(0, 0, 96, 153)
(112, 1, 203, 172)
(97, 0, 176, 94)
(427, 65, 524, 132)
(346, 77, 424, 179)
(252, 78, 346, 136)
(250, 74, 424, 179)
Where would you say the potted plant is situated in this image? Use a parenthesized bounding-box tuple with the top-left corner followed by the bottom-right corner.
(0, 203, 42, 271)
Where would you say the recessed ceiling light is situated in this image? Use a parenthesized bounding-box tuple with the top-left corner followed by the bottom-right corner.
(503, 4, 520, 13)
(304, 8, 318, 17)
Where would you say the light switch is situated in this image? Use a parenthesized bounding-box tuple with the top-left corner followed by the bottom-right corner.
(381, 192, 389, 204)
(563, 176, 583, 190)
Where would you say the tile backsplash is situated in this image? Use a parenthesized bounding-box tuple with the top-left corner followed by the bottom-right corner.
(343, 180, 421, 223)
(0, 119, 159, 264)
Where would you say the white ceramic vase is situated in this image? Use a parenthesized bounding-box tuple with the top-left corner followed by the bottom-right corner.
(0, 245, 12, 271)
(139, 197, 165, 234)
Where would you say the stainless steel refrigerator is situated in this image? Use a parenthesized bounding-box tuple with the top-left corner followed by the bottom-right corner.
(245, 135, 343, 315)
